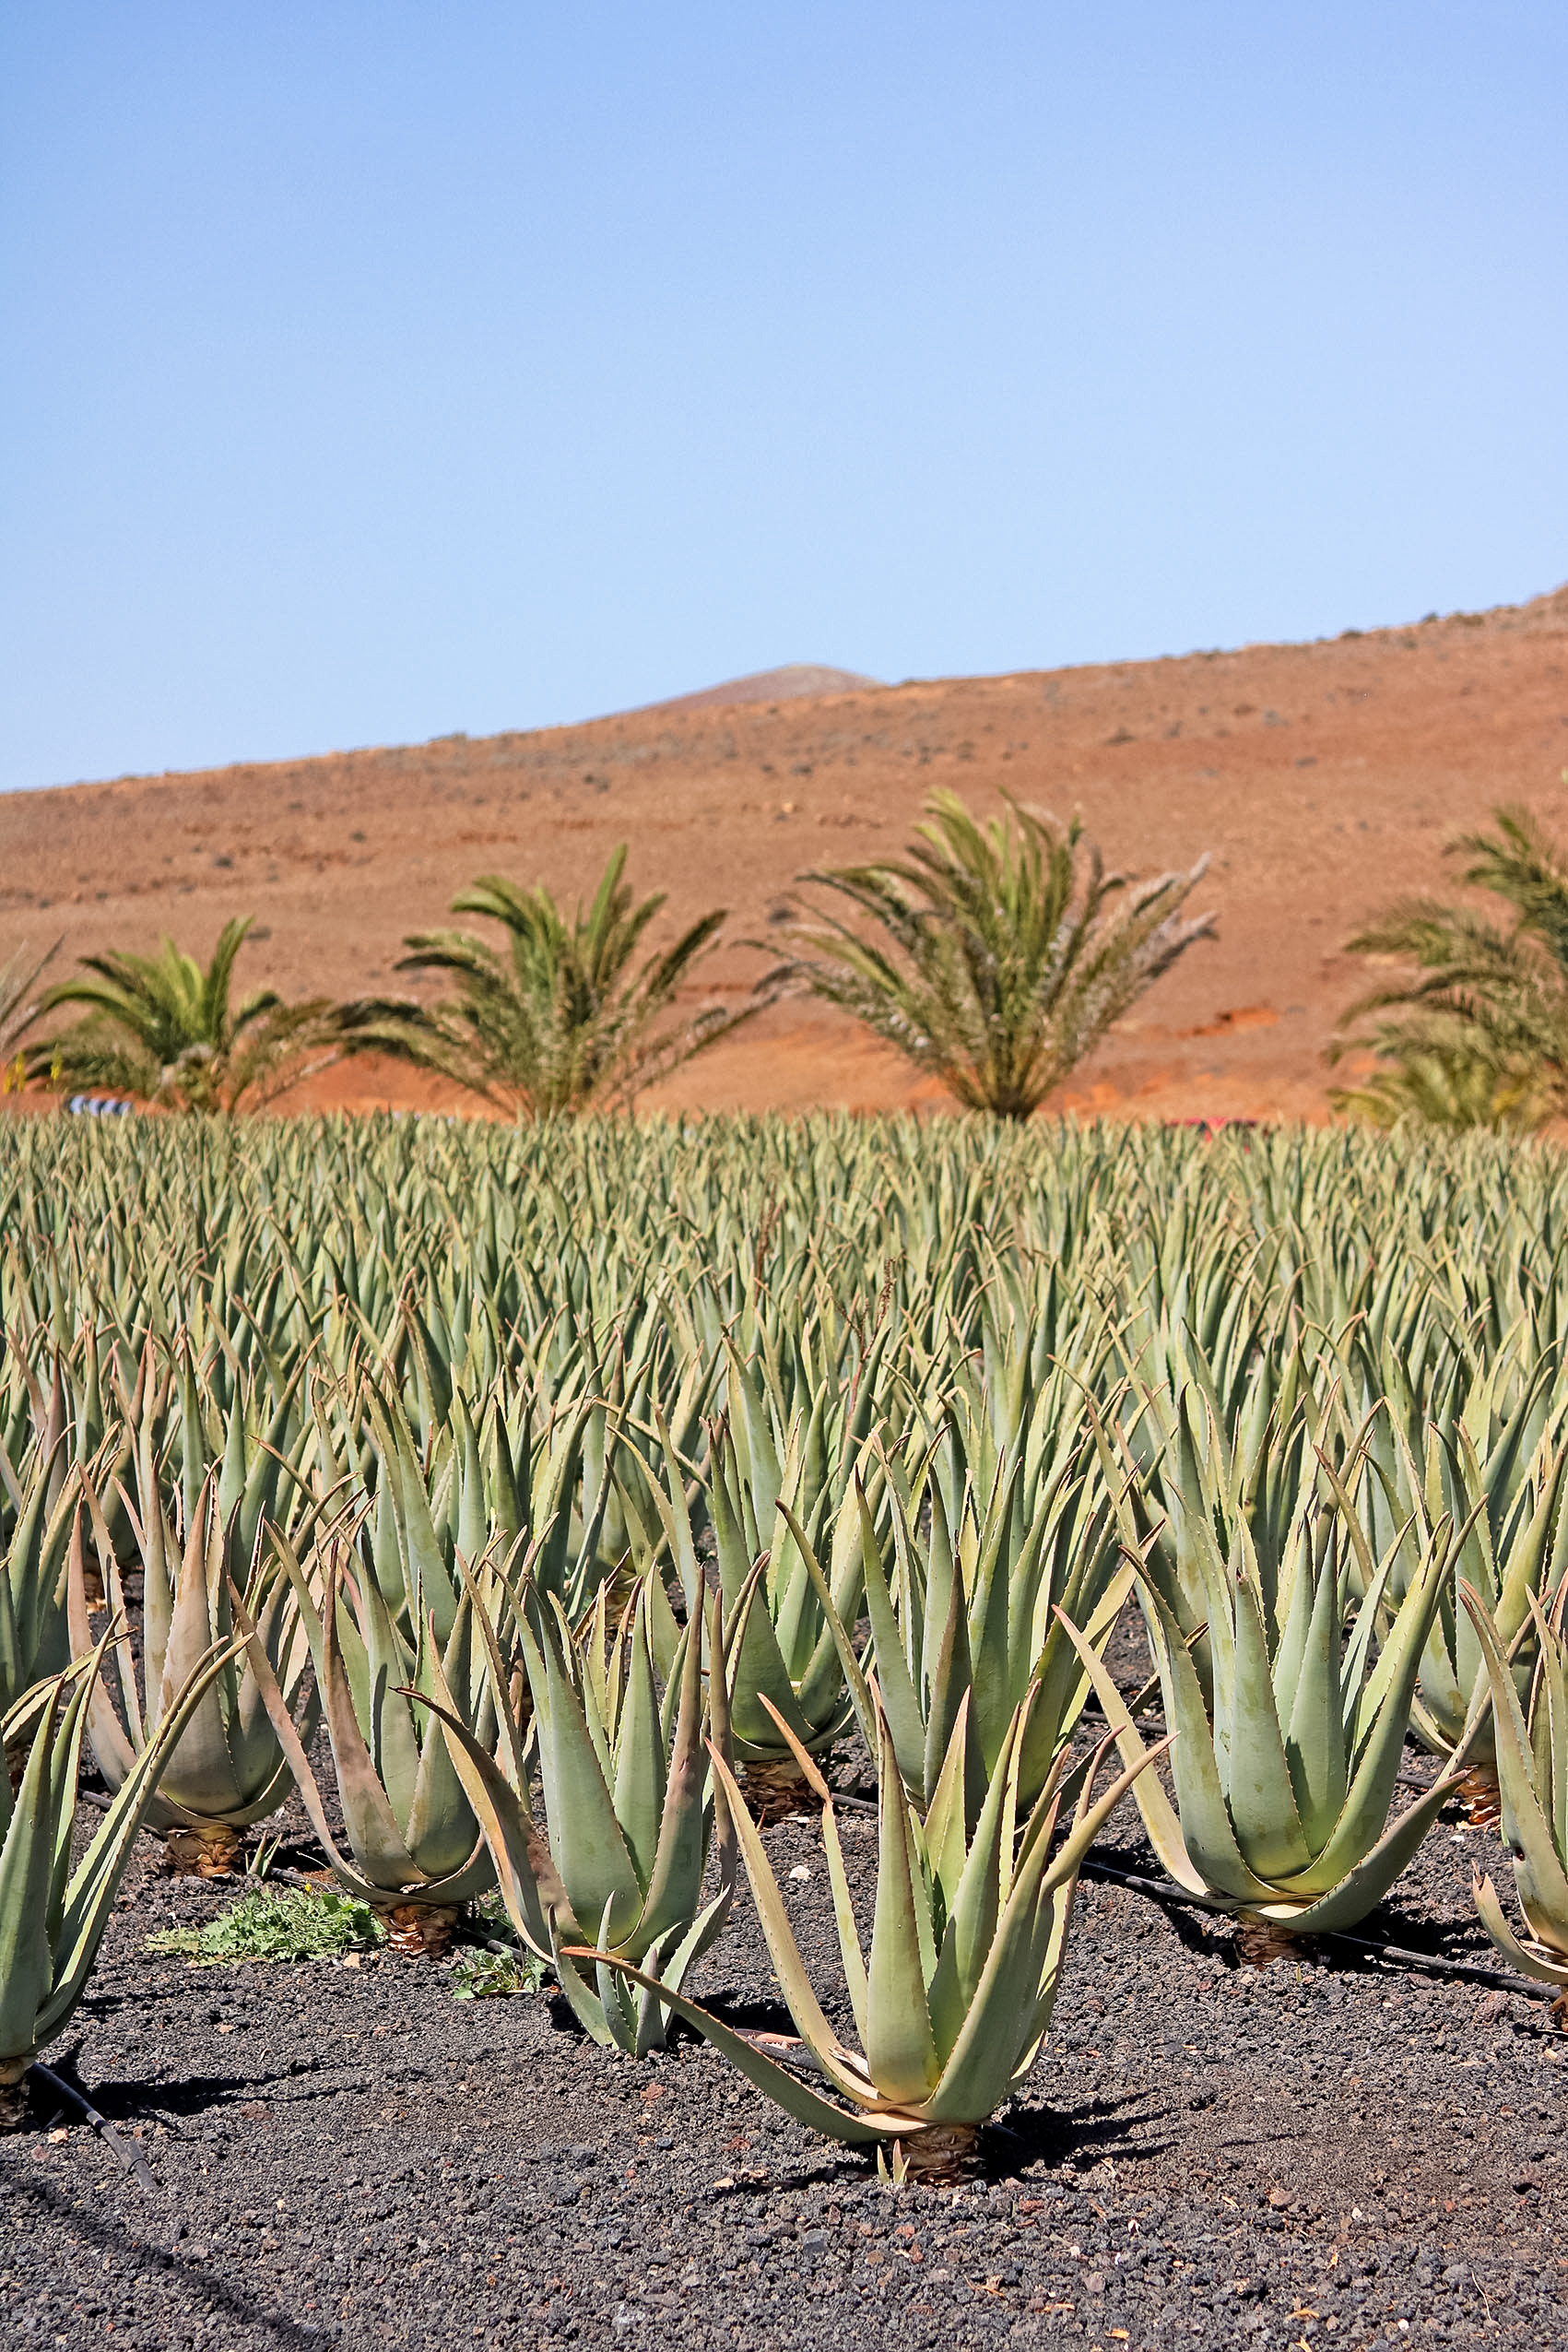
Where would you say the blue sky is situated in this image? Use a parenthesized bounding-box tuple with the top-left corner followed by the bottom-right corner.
(3, 3, 1564, 793)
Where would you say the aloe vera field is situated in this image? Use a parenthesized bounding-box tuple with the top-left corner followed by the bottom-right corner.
(6, 1109, 1568, 2348)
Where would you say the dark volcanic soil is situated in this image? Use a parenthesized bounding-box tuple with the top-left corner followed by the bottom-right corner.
(4, 1755, 1566, 2351)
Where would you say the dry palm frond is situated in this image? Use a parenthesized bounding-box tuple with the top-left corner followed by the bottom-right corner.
(767, 789, 1214, 1118)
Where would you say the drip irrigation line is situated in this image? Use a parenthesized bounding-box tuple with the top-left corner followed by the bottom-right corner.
(29, 2062, 159, 2195)
(1079, 1859, 1555, 2003)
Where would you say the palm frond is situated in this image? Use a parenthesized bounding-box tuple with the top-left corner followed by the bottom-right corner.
(28, 920, 333, 1111)
(338, 848, 766, 1117)
(1332, 803, 1568, 1131)
(768, 788, 1214, 1118)
(0, 940, 61, 1083)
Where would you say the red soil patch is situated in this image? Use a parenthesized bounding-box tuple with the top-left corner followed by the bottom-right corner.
(5, 592, 1568, 1125)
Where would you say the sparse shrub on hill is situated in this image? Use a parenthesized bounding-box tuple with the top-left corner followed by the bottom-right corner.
(26, 916, 337, 1112)
(1329, 803, 1568, 1132)
(336, 845, 765, 1115)
(768, 788, 1215, 1119)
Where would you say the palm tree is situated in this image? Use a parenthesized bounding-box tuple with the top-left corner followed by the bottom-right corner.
(337, 845, 762, 1116)
(1328, 805, 1568, 1131)
(28, 917, 336, 1113)
(0, 940, 59, 1093)
(768, 788, 1216, 1119)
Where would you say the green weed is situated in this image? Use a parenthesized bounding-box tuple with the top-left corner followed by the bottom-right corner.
(146, 1883, 387, 1966)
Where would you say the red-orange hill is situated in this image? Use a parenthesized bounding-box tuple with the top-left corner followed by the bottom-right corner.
(5, 590, 1568, 1123)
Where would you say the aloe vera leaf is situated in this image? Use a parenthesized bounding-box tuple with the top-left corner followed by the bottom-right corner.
(0, 1692, 63, 2062)
(924, 1733, 1170, 2125)
(1138, 1574, 1273, 1903)
(611, 1595, 668, 1894)
(1051, 1601, 1209, 1895)
(921, 1693, 974, 1918)
(793, 1475, 870, 1731)
(922, 1474, 958, 1703)
(648, 1874, 739, 2016)
(701, 1735, 881, 2107)
(1293, 1550, 1453, 1897)
(593, 1892, 641, 2053)
(937, 1698, 1030, 2035)
(1018, 1551, 1132, 1809)
(523, 1591, 640, 1945)
(853, 1481, 925, 1796)
(725, 1547, 817, 1753)
(745, 1695, 867, 2036)
(1269, 1520, 1316, 1720)
(366, 1389, 460, 1642)
(725, 1337, 784, 1549)
(1460, 1586, 1568, 1935)
(415, 1684, 569, 1957)
(864, 1708, 942, 2103)
(318, 1567, 424, 1891)
(637, 1586, 724, 1948)
(359, 1563, 424, 1831)
(1349, 1512, 1470, 1768)
(545, 1921, 619, 2050)
(649, 1406, 703, 1616)
(452, 1389, 489, 1578)
(1472, 1869, 1568, 1986)
(562, 1950, 891, 2143)
(43, 1634, 245, 2045)
(1268, 1765, 1470, 1932)
(226, 1574, 379, 1900)
(1496, 1447, 1568, 1648)
(922, 1541, 975, 1816)
(1283, 1551, 1349, 1852)
(65, 1497, 140, 1792)
(968, 1458, 1020, 1772)
(151, 1490, 248, 1821)
(777, 1500, 875, 1758)
(400, 1605, 488, 1883)
(1222, 1529, 1312, 1878)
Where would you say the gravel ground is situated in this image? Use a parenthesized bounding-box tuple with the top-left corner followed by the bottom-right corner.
(4, 1751, 1567, 2352)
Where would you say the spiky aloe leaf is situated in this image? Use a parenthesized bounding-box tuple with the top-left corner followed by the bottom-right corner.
(863, 1694, 941, 2104)
(1472, 1870, 1568, 1988)
(1460, 1585, 1568, 1956)
(558, 1951, 892, 2143)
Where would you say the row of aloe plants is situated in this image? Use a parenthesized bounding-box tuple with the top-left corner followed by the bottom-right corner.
(5, 1112, 1568, 2167)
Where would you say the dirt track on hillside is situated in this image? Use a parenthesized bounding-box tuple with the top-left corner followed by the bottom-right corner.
(5, 588, 1568, 1124)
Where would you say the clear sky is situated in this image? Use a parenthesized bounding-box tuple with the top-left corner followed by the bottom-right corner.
(3, 3, 1564, 795)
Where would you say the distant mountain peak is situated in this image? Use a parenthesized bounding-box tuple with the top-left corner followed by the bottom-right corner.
(632, 664, 881, 716)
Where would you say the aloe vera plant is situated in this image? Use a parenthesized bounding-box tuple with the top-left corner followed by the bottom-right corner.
(256, 1524, 500, 1950)
(576, 1689, 1160, 2166)
(1067, 1483, 1488, 1932)
(424, 1570, 737, 2052)
(0, 1628, 238, 2124)
(1463, 1584, 1568, 1991)
(68, 1463, 317, 1873)
(785, 1445, 1132, 1828)
(1363, 1390, 1568, 1765)
(0, 1437, 73, 1718)
(695, 1350, 891, 1783)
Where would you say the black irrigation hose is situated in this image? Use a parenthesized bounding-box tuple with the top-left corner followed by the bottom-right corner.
(1079, 1858, 1556, 2004)
(29, 2062, 159, 2196)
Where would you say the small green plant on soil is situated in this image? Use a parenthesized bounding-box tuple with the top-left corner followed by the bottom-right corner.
(146, 1883, 386, 1966)
(449, 1945, 550, 2000)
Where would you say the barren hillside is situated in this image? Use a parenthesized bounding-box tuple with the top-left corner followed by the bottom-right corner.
(5, 592, 1568, 1122)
